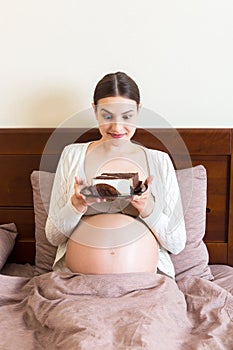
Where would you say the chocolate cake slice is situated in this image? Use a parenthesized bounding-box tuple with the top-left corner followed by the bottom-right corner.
(92, 172, 139, 196)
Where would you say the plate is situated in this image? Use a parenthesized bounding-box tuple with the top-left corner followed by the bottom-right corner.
(80, 183, 147, 199)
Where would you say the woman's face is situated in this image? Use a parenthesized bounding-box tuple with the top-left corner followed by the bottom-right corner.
(93, 96, 140, 142)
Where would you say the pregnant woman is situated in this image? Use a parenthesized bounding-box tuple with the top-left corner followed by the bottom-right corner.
(45, 72, 186, 278)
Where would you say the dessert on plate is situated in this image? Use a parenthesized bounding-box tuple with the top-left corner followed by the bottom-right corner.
(81, 172, 147, 198)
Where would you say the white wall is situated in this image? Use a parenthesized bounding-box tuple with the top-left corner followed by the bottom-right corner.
(0, 0, 232, 128)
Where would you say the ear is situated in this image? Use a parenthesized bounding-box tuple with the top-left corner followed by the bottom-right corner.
(137, 103, 142, 114)
(92, 102, 98, 119)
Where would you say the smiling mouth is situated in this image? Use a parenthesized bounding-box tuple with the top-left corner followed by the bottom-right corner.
(109, 133, 125, 139)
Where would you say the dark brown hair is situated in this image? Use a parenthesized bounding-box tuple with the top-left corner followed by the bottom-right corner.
(93, 72, 140, 107)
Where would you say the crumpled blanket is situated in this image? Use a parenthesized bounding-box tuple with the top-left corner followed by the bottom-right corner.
(0, 272, 233, 350)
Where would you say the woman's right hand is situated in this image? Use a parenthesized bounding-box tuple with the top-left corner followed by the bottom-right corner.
(71, 176, 105, 213)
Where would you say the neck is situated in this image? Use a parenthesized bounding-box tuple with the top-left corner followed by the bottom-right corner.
(94, 138, 135, 155)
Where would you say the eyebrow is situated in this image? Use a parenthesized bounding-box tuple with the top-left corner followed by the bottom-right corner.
(100, 108, 134, 115)
(122, 110, 134, 115)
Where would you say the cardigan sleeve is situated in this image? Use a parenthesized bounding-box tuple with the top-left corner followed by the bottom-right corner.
(45, 145, 84, 246)
(140, 151, 186, 255)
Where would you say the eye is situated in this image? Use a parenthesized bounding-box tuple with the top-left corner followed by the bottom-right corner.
(122, 114, 133, 120)
(102, 113, 113, 120)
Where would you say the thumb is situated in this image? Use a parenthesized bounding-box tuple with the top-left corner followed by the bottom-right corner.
(145, 175, 154, 186)
(74, 176, 88, 189)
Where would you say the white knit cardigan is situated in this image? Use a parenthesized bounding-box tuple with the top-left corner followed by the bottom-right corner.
(45, 142, 186, 278)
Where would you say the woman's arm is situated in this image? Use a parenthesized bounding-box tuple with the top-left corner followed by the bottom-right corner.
(139, 152, 186, 255)
(45, 146, 84, 246)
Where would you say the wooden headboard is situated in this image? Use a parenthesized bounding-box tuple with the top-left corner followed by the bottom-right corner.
(0, 128, 232, 266)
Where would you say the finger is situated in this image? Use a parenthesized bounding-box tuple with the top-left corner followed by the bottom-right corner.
(131, 195, 140, 202)
(75, 176, 87, 186)
(74, 176, 82, 185)
(74, 177, 89, 194)
(145, 175, 154, 186)
(79, 193, 86, 201)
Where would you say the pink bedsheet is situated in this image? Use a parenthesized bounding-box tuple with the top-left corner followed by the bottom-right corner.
(0, 271, 233, 349)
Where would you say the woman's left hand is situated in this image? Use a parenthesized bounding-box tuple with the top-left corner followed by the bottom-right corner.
(130, 176, 154, 218)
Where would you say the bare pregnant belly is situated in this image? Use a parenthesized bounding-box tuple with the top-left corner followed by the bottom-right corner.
(65, 213, 158, 274)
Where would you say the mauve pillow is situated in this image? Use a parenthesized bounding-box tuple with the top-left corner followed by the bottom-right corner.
(30, 165, 213, 280)
(0, 223, 18, 270)
(31, 171, 56, 275)
(171, 165, 214, 281)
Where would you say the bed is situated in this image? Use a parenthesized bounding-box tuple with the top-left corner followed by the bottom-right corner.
(0, 127, 233, 349)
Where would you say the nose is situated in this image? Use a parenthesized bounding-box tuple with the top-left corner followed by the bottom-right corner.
(110, 121, 123, 132)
